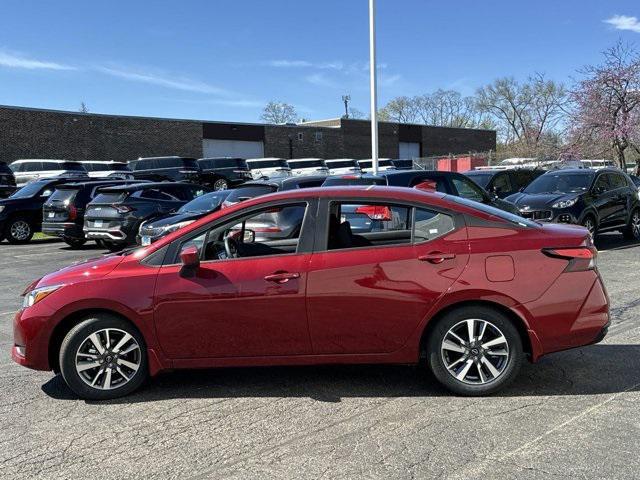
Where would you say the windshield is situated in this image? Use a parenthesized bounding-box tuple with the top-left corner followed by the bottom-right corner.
(178, 191, 229, 213)
(326, 160, 357, 169)
(288, 160, 325, 169)
(10, 182, 47, 198)
(450, 196, 538, 228)
(246, 160, 288, 169)
(524, 173, 593, 194)
(464, 172, 492, 188)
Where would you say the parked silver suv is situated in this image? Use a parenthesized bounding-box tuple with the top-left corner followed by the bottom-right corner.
(10, 159, 87, 186)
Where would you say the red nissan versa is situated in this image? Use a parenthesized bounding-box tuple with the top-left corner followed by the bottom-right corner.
(12, 186, 610, 400)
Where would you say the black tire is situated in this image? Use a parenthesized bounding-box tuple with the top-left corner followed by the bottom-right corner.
(213, 178, 229, 191)
(623, 209, 640, 241)
(426, 305, 523, 396)
(59, 314, 148, 400)
(63, 238, 87, 249)
(95, 239, 106, 248)
(581, 215, 597, 238)
(103, 241, 125, 252)
(4, 217, 34, 244)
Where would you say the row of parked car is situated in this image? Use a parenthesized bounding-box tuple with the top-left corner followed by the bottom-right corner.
(1, 155, 639, 249)
(1, 156, 414, 195)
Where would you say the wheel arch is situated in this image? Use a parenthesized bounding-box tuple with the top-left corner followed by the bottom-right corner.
(418, 300, 533, 360)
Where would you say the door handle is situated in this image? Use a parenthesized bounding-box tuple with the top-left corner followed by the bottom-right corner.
(264, 272, 300, 283)
(418, 252, 456, 264)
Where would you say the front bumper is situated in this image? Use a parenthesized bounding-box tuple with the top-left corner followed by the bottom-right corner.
(12, 306, 56, 371)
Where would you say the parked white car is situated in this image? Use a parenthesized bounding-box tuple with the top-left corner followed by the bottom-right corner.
(9, 159, 87, 186)
(80, 161, 133, 178)
(358, 158, 396, 173)
(324, 159, 361, 175)
(245, 158, 292, 180)
(287, 158, 329, 177)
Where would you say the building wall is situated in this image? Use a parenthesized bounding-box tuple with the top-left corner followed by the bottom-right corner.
(0, 106, 496, 165)
(0, 106, 202, 164)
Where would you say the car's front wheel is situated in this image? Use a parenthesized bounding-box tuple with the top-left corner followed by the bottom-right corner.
(59, 315, 148, 400)
(426, 306, 523, 396)
(581, 215, 597, 239)
(623, 209, 640, 241)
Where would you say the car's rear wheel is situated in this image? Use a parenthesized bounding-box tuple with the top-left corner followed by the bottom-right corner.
(5, 217, 34, 244)
(59, 315, 148, 400)
(95, 239, 106, 248)
(426, 306, 522, 396)
(623, 209, 640, 241)
(64, 237, 86, 249)
(213, 178, 229, 191)
(581, 215, 597, 238)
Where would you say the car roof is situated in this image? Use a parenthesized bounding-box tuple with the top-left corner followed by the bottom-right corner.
(79, 160, 127, 164)
(55, 179, 140, 189)
(240, 175, 329, 188)
(97, 182, 200, 192)
(382, 169, 463, 179)
(541, 168, 598, 175)
(11, 159, 82, 164)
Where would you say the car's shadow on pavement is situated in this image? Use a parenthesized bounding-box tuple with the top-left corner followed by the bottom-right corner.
(41, 344, 640, 403)
(595, 233, 639, 251)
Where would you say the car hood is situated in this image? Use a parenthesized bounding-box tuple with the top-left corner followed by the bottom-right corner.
(0, 197, 31, 207)
(491, 197, 519, 214)
(145, 211, 204, 228)
(506, 192, 579, 209)
(35, 254, 125, 289)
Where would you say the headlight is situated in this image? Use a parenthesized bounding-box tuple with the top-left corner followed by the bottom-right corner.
(552, 197, 578, 209)
(22, 284, 65, 309)
(161, 220, 195, 234)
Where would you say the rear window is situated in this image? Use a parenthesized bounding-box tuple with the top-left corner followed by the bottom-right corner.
(131, 159, 155, 171)
(49, 188, 78, 203)
(288, 160, 325, 169)
(246, 159, 288, 169)
(326, 160, 357, 169)
(61, 162, 86, 172)
(92, 192, 128, 203)
(225, 185, 277, 202)
(450, 196, 538, 228)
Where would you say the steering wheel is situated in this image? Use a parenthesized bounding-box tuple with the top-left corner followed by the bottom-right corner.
(224, 234, 239, 259)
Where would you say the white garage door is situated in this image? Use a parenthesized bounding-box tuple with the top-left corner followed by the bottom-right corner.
(202, 139, 264, 158)
(399, 142, 420, 159)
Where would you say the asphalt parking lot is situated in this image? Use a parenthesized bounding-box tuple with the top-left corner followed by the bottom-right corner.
(0, 235, 639, 480)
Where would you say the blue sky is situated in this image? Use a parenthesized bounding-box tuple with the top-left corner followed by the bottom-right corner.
(0, 1, 639, 122)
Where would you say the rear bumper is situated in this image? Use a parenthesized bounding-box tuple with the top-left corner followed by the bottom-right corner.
(42, 222, 83, 239)
(84, 220, 136, 243)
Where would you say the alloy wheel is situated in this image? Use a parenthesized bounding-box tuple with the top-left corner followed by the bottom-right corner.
(582, 217, 595, 237)
(213, 179, 228, 191)
(440, 319, 510, 385)
(75, 328, 141, 390)
(10, 220, 31, 241)
(632, 211, 640, 239)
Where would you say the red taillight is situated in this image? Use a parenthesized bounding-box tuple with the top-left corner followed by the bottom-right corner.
(113, 204, 134, 214)
(341, 175, 359, 179)
(68, 204, 78, 221)
(542, 247, 597, 271)
(354, 205, 392, 221)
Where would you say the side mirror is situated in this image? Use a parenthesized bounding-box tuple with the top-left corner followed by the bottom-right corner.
(243, 229, 256, 243)
(179, 245, 200, 277)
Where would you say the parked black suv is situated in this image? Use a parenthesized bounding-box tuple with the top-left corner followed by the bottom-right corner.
(0, 178, 86, 244)
(505, 168, 640, 239)
(0, 162, 17, 198)
(198, 157, 252, 190)
(137, 190, 231, 245)
(84, 182, 209, 250)
(464, 168, 544, 198)
(128, 157, 203, 183)
(42, 179, 144, 248)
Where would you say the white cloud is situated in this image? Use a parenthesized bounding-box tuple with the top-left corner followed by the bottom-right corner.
(380, 73, 401, 87)
(95, 65, 230, 95)
(0, 49, 75, 70)
(207, 98, 264, 108)
(265, 59, 344, 70)
(305, 73, 341, 89)
(604, 15, 640, 33)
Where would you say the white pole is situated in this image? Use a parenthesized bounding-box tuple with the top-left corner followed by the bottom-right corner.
(369, 0, 379, 175)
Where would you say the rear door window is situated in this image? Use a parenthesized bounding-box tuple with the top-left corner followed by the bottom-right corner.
(413, 208, 456, 243)
(451, 177, 486, 203)
(609, 173, 627, 189)
(492, 172, 512, 194)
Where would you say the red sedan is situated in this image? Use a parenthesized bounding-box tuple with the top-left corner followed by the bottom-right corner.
(12, 186, 609, 399)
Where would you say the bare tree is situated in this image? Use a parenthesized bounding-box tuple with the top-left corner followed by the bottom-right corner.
(348, 107, 366, 120)
(570, 42, 640, 168)
(260, 101, 298, 124)
(475, 75, 567, 157)
(378, 96, 419, 123)
(79, 101, 89, 113)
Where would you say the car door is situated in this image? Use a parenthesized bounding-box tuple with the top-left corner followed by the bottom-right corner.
(591, 173, 616, 227)
(153, 199, 316, 359)
(607, 173, 631, 226)
(306, 198, 469, 355)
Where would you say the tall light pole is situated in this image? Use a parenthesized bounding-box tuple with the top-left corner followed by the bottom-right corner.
(368, 0, 379, 174)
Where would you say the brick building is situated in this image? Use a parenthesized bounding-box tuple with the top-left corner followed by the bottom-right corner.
(0, 105, 496, 164)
